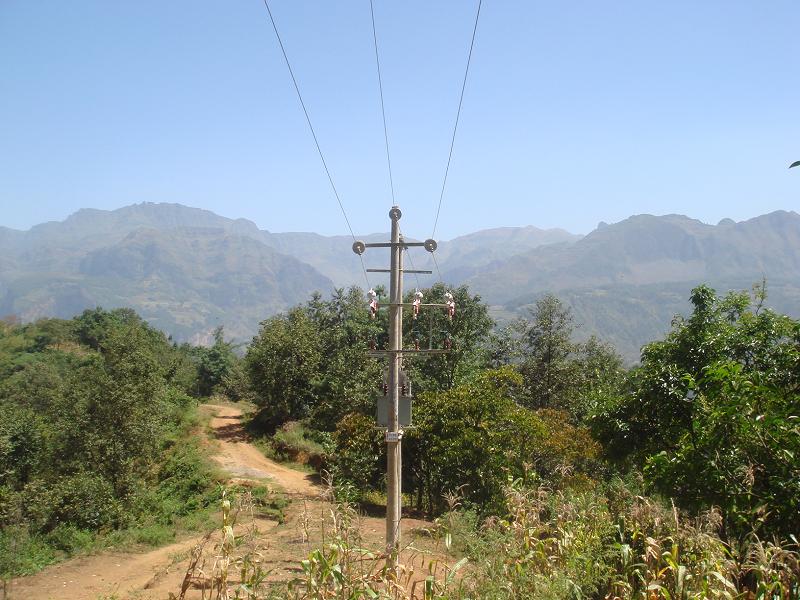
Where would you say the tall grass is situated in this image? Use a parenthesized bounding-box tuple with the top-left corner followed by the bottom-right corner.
(434, 478, 800, 599)
(179, 477, 799, 599)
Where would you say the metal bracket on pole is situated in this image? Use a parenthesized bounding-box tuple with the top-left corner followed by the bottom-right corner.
(366, 269, 433, 274)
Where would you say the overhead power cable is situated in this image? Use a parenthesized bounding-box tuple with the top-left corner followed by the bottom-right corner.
(431, 251, 444, 284)
(398, 227, 422, 290)
(260, 0, 371, 288)
(431, 0, 483, 240)
(369, 0, 396, 205)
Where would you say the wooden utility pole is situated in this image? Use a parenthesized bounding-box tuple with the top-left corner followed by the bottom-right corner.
(352, 206, 448, 562)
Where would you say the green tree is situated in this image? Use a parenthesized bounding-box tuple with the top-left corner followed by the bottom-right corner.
(304, 287, 383, 429)
(0, 309, 216, 578)
(598, 284, 800, 538)
(572, 335, 626, 421)
(484, 317, 526, 368)
(518, 294, 625, 422)
(646, 360, 800, 538)
(82, 324, 166, 495)
(197, 326, 236, 397)
(0, 404, 43, 489)
(329, 412, 384, 493)
(519, 294, 579, 410)
(246, 287, 384, 431)
(246, 307, 322, 429)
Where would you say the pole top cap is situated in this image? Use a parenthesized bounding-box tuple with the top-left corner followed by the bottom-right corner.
(389, 206, 402, 221)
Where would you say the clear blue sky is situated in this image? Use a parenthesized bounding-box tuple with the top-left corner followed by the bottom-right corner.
(1, 1, 798, 239)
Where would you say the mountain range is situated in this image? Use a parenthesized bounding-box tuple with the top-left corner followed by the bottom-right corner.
(1, 203, 798, 359)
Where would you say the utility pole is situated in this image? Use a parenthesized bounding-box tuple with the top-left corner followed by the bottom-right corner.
(352, 206, 448, 564)
(386, 205, 403, 556)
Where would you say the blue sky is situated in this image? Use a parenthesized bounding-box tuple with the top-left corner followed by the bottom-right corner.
(1, 1, 798, 240)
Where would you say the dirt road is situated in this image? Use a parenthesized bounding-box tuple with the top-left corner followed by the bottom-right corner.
(207, 404, 318, 496)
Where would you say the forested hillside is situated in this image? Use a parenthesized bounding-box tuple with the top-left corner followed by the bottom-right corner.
(3, 279, 799, 597)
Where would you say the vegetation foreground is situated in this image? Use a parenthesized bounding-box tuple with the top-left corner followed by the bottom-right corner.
(1, 280, 798, 598)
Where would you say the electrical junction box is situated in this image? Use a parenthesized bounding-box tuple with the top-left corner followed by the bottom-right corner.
(377, 395, 412, 427)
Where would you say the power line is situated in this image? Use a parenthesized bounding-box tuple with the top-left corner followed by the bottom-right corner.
(431, 0, 483, 240)
(369, 0, 396, 205)
(398, 227, 422, 290)
(431, 251, 444, 284)
(260, 0, 371, 289)
(403, 245, 422, 290)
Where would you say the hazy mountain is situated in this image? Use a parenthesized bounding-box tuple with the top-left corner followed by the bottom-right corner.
(260, 226, 580, 288)
(261, 231, 391, 289)
(467, 211, 800, 360)
(0, 203, 576, 343)
(0, 206, 332, 343)
(467, 211, 800, 302)
(2, 203, 798, 359)
(430, 226, 581, 281)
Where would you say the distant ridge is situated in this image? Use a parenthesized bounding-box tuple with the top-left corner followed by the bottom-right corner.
(2, 203, 798, 360)
(0, 203, 331, 343)
(466, 210, 800, 359)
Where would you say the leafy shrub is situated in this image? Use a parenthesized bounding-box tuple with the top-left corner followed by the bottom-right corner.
(436, 478, 800, 599)
(271, 421, 327, 470)
(196, 326, 237, 397)
(44, 524, 96, 554)
(329, 413, 384, 494)
(24, 473, 121, 533)
(151, 437, 220, 518)
(0, 310, 223, 577)
(246, 308, 323, 429)
(0, 404, 44, 489)
(404, 367, 603, 515)
(0, 526, 56, 578)
(596, 284, 800, 539)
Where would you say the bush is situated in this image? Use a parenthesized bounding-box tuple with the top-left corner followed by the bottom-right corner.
(0, 310, 232, 578)
(596, 284, 800, 539)
(44, 524, 96, 554)
(435, 478, 800, 599)
(271, 421, 327, 470)
(0, 526, 56, 578)
(404, 368, 603, 515)
(329, 413, 384, 494)
(24, 473, 121, 533)
(149, 437, 220, 519)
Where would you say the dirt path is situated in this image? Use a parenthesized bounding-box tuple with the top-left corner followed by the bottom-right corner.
(8, 404, 442, 600)
(207, 404, 318, 497)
